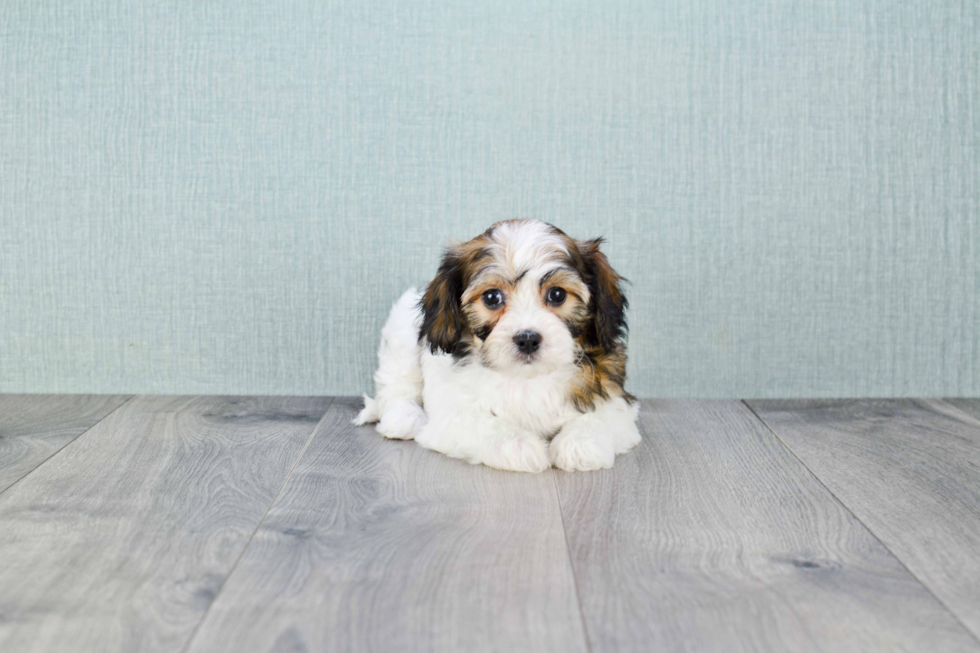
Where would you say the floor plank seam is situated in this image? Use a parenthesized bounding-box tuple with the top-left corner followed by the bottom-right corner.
(178, 396, 337, 653)
(741, 399, 980, 647)
(0, 394, 136, 500)
(935, 398, 980, 430)
(552, 469, 594, 653)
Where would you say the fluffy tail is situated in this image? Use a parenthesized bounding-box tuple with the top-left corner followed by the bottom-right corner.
(353, 288, 428, 439)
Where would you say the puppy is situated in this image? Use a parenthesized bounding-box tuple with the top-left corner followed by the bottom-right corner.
(354, 219, 641, 472)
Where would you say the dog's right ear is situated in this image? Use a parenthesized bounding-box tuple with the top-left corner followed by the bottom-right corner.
(419, 246, 468, 354)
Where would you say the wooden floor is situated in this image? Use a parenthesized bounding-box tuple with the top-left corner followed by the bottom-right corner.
(1, 396, 979, 652)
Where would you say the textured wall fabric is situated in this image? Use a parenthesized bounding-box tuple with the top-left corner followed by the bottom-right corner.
(0, 0, 977, 398)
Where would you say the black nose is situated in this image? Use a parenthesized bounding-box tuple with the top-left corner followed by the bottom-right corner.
(513, 330, 542, 355)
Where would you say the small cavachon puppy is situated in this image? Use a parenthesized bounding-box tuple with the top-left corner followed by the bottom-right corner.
(354, 219, 640, 472)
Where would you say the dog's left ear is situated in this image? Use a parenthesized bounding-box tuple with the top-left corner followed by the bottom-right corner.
(578, 238, 628, 351)
(419, 246, 468, 354)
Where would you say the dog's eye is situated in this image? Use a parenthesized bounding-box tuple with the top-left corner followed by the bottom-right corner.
(482, 289, 504, 309)
(546, 287, 567, 306)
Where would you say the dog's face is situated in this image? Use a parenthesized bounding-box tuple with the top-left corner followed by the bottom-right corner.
(420, 220, 630, 406)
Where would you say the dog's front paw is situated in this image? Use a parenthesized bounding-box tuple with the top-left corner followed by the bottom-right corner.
(352, 395, 380, 425)
(375, 399, 427, 440)
(550, 422, 615, 472)
(484, 435, 551, 473)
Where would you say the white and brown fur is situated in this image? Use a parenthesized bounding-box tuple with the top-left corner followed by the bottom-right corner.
(354, 219, 641, 472)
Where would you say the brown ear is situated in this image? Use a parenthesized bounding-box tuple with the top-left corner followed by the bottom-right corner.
(578, 238, 628, 351)
(419, 247, 468, 354)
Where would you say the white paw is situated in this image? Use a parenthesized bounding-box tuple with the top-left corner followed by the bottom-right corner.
(352, 395, 380, 425)
(612, 401, 643, 454)
(550, 424, 615, 472)
(615, 419, 642, 454)
(375, 400, 428, 440)
(484, 436, 551, 473)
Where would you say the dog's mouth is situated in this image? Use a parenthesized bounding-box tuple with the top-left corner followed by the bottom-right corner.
(515, 351, 538, 365)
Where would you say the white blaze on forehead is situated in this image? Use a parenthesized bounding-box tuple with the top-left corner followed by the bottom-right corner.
(486, 220, 568, 274)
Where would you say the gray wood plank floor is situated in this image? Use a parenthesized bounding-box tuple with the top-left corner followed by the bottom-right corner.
(0, 395, 331, 653)
(557, 400, 978, 653)
(944, 398, 980, 423)
(186, 398, 587, 653)
(0, 394, 978, 653)
(0, 394, 130, 493)
(748, 399, 980, 642)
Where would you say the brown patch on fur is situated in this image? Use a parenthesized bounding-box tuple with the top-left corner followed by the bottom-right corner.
(461, 280, 505, 345)
(419, 234, 492, 355)
(562, 237, 632, 411)
(566, 237, 628, 351)
(538, 267, 589, 306)
(569, 346, 633, 412)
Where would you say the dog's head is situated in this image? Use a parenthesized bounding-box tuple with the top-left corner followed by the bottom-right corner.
(420, 219, 629, 406)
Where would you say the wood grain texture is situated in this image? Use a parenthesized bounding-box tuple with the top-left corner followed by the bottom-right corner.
(557, 399, 980, 653)
(943, 398, 980, 422)
(185, 397, 588, 653)
(749, 398, 980, 641)
(0, 394, 130, 493)
(0, 395, 332, 653)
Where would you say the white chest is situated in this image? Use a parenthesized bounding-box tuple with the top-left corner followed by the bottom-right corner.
(421, 350, 580, 436)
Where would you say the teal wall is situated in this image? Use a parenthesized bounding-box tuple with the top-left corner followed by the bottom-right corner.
(1, 0, 977, 398)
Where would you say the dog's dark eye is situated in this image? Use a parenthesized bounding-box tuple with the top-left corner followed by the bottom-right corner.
(546, 287, 567, 306)
(482, 289, 504, 309)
